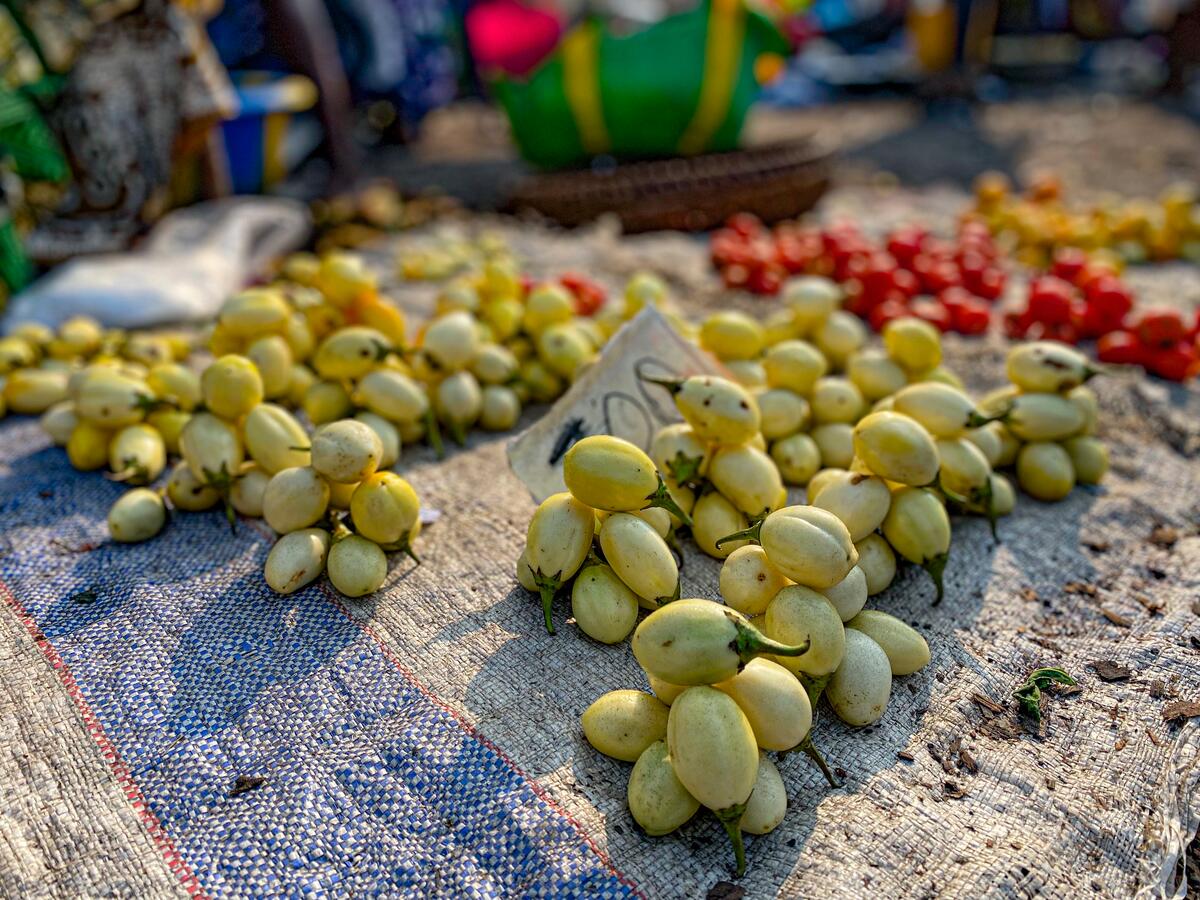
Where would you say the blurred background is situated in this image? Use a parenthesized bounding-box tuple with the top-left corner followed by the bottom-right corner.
(2, 0, 1200, 303)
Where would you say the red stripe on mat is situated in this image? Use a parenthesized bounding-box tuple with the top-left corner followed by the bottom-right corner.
(256, 517, 643, 896)
(0, 580, 209, 900)
(319, 578, 648, 897)
(319, 580, 647, 897)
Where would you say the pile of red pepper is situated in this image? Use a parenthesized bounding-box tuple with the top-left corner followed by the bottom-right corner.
(1003, 248, 1199, 381)
(708, 212, 1198, 382)
(709, 214, 1007, 335)
(1096, 312, 1200, 381)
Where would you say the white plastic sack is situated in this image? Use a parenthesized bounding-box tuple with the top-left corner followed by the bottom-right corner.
(5, 197, 310, 332)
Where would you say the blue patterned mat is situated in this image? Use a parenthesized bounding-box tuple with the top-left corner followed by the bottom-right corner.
(0, 419, 639, 898)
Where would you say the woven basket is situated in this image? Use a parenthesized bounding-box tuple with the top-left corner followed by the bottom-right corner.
(506, 140, 832, 232)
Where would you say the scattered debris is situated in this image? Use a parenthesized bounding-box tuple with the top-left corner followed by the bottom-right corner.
(228, 775, 266, 798)
(1029, 636, 1065, 654)
(896, 750, 914, 762)
(1082, 539, 1111, 553)
(943, 781, 967, 799)
(1148, 680, 1170, 699)
(1146, 729, 1165, 747)
(706, 882, 745, 900)
(1090, 661, 1133, 682)
(1014, 667, 1078, 724)
(1020, 587, 1040, 603)
(979, 717, 1024, 741)
(1148, 525, 1178, 549)
(1162, 700, 1200, 722)
(970, 693, 1006, 714)
(1100, 608, 1132, 628)
(1133, 595, 1163, 615)
(50, 538, 99, 554)
(958, 746, 978, 773)
(69, 589, 97, 604)
(1063, 582, 1097, 597)
(928, 743, 955, 775)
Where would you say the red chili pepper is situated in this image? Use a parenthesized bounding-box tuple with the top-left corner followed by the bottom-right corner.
(560, 272, 607, 316)
(921, 237, 956, 260)
(863, 254, 901, 303)
(1135, 308, 1188, 346)
(1077, 261, 1121, 293)
(957, 250, 988, 283)
(774, 236, 811, 274)
(974, 267, 1006, 301)
(886, 229, 924, 267)
(1026, 276, 1075, 325)
(747, 264, 784, 296)
(938, 286, 972, 314)
(892, 268, 919, 298)
(1047, 321, 1079, 345)
(1050, 247, 1089, 285)
(1147, 342, 1197, 381)
(934, 260, 962, 290)
(1084, 276, 1133, 329)
(710, 230, 752, 268)
(1072, 301, 1114, 340)
(950, 298, 991, 335)
(1003, 310, 1031, 339)
(958, 220, 992, 243)
(1097, 330, 1146, 366)
(840, 275, 867, 307)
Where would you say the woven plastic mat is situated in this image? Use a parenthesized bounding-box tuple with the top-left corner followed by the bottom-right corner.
(2, 202, 1200, 897)
(1, 336, 1197, 899)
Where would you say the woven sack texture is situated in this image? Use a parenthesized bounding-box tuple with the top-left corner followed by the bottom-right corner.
(0, 208, 1198, 898)
(1, 338, 1197, 898)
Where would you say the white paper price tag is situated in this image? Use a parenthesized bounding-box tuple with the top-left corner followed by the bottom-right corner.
(507, 306, 724, 502)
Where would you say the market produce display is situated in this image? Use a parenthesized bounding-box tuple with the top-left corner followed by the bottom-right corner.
(970, 171, 1200, 266)
(575, 582, 932, 876)
(1, 240, 688, 602)
(709, 212, 1007, 333)
(1, 308, 424, 598)
(706, 186, 1200, 384)
(512, 262, 1114, 875)
(1001, 247, 1200, 381)
(0, 228, 1148, 889)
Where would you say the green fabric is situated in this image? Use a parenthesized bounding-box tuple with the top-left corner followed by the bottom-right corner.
(493, 1, 788, 169)
(0, 210, 31, 290)
(493, 55, 585, 173)
(0, 87, 68, 182)
(0, 77, 67, 294)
